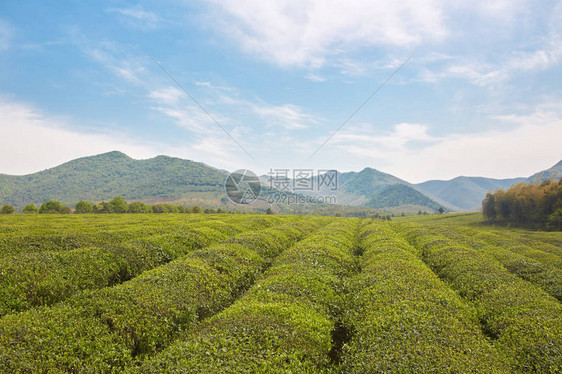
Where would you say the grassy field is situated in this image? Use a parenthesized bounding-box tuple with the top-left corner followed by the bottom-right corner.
(0, 213, 560, 372)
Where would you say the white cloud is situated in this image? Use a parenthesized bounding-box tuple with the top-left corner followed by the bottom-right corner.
(329, 108, 562, 183)
(205, 0, 447, 68)
(0, 98, 253, 175)
(79, 39, 147, 84)
(107, 7, 161, 29)
(305, 73, 326, 82)
(250, 103, 318, 130)
(147, 86, 184, 106)
(0, 99, 157, 175)
(0, 20, 13, 51)
(419, 36, 562, 86)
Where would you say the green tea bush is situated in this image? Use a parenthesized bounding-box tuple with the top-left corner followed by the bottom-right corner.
(431, 226, 561, 301)
(398, 223, 562, 373)
(142, 219, 359, 372)
(0, 221, 257, 316)
(340, 222, 509, 373)
(0, 216, 325, 372)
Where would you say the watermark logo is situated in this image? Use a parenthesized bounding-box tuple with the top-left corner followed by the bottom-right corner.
(225, 169, 261, 204)
(266, 169, 338, 191)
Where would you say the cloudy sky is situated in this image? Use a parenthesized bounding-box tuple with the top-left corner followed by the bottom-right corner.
(1, 0, 561, 182)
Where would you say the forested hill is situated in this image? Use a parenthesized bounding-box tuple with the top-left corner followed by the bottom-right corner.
(0, 151, 228, 207)
(327, 168, 450, 212)
(528, 159, 562, 183)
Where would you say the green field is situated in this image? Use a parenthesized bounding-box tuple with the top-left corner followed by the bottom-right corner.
(0, 213, 560, 373)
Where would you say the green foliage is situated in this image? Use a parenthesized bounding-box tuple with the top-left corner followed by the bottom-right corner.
(398, 223, 562, 372)
(0, 151, 229, 207)
(74, 200, 93, 214)
(0, 213, 560, 372)
(144, 219, 357, 372)
(340, 222, 509, 372)
(0, 218, 281, 316)
(0, 205, 15, 214)
(22, 204, 38, 214)
(483, 181, 562, 229)
(366, 184, 444, 211)
(0, 215, 318, 371)
(127, 201, 151, 213)
(38, 200, 66, 214)
(110, 197, 128, 213)
(152, 203, 178, 213)
(547, 208, 562, 230)
(93, 201, 114, 214)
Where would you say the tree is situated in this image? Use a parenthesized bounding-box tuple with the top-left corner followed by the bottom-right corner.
(93, 202, 114, 214)
(266, 207, 274, 215)
(547, 208, 562, 231)
(110, 197, 128, 213)
(61, 206, 72, 214)
(75, 201, 93, 214)
(22, 204, 38, 214)
(39, 201, 64, 214)
(482, 193, 496, 220)
(1, 205, 15, 214)
(128, 201, 147, 213)
(438, 207, 445, 214)
(192, 205, 202, 214)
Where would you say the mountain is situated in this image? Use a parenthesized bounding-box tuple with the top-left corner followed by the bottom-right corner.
(416, 176, 526, 211)
(6, 151, 556, 213)
(527, 159, 562, 183)
(0, 151, 229, 207)
(300, 167, 448, 213)
(416, 159, 562, 211)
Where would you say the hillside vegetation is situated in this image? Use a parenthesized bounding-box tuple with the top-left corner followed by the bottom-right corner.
(0, 152, 227, 207)
(0, 152, 447, 213)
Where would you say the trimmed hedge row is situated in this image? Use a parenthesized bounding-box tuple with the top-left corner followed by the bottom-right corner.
(340, 222, 509, 373)
(471, 230, 562, 269)
(431, 226, 562, 301)
(0, 216, 326, 372)
(397, 223, 562, 373)
(0, 216, 286, 259)
(141, 218, 361, 373)
(0, 214, 265, 257)
(0, 221, 255, 317)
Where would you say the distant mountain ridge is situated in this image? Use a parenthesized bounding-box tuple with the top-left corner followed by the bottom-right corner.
(0, 151, 228, 207)
(326, 168, 448, 212)
(0, 151, 560, 212)
(416, 176, 526, 211)
(416, 159, 562, 211)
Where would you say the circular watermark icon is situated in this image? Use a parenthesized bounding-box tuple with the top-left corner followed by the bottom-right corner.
(225, 169, 261, 204)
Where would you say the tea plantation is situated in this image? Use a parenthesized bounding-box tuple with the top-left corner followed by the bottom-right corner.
(0, 213, 560, 372)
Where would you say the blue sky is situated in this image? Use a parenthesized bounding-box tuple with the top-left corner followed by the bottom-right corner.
(0, 0, 561, 182)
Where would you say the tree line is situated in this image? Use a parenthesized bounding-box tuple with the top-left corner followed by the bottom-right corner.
(482, 179, 562, 230)
(0, 197, 230, 215)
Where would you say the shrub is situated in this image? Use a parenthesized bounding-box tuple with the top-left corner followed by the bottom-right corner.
(75, 201, 93, 214)
(398, 223, 562, 372)
(22, 204, 38, 214)
(340, 223, 508, 373)
(0, 205, 15, 214)
(39, 200, 64, 214)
